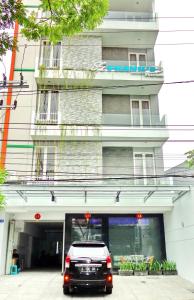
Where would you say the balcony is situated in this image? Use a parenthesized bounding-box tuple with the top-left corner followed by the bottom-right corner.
(105, 11, 157, 22)
(31, 112, 168, 146)
(109, 0, 154, 14)
(35, 60, 163, 95)
(92, 11, 159, 47)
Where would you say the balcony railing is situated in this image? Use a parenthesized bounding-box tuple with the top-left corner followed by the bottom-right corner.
(102, 114, 166, 127)
(31, 170, 55, 183)
(40, 58, 61, 69)
(104, 11, 157, 22)
(37, 58, 163, 76)
(100, 60, 163, 75)
(35, 112, 59, 124)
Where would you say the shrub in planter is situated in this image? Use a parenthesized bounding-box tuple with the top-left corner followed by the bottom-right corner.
(162, 260, 177, 275)
(148, 260, 162, 275)
(119, 261, 134, 276)
(134, 261, 148, 276)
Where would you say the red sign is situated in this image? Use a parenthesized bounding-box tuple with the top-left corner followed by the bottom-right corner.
(34, 213, 41, 220)
(84, 212, 91, 221)
(136, 213, 143, 220)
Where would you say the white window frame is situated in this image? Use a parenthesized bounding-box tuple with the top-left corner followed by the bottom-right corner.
(129, 53, 147, 67)
(130, 99, 151, 126)
(41, 10, 51, 19)
(133, 152, 156, 185)
(34, 146, 56, 180)
(40, 40, 62, 69)
(36, 91, 59, 124)
(37, 9, 51, 20)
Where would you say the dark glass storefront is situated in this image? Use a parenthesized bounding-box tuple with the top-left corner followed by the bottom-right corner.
(65, 214, 166, 268)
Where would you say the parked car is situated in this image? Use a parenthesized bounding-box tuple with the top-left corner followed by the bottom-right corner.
(63, 240, 113, 294)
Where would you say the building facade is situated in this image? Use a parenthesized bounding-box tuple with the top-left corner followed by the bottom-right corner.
(1, 0, 193, 282)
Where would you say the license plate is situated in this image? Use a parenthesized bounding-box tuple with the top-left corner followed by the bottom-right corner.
(81, 266, 96, 272)
(75, 264, 102, 267)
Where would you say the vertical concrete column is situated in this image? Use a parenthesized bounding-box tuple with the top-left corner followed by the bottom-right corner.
(61, 215, 66, 274)
(6, 219, 15, 274)
(26, 236, 33, 268)
(13, 221, 24, 247)
(0, 212, 10, 275)
(6, 220, 24, 274)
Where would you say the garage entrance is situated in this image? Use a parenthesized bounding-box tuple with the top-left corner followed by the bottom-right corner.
(17, 222, 64, 270)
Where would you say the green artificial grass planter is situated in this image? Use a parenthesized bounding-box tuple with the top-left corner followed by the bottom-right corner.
(148, 260, 162, 275)
(119, 261, 134, 276)
(162, 260, 177, 275)
(134, 262, 148, 276)
(118, 259, 177, 276)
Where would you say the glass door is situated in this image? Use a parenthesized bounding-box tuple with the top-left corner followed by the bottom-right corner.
(108, 216, 165, 268)
(71, 217, 103, 243)
(129, 53, 146, 67)
(134, 153, 155, 185)
(131, 100, 151, 126)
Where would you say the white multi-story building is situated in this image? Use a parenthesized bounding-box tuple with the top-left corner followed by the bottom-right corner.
(0, 0, 193, 282)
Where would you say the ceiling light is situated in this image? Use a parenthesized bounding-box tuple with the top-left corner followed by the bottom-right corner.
(50, 191, 55, 202)
(115, 191, 121, 203)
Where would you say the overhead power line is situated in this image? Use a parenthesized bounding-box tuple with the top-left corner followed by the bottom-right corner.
(2, 150, 189, 158)
(13, 42, 194, 47)
(2, 122, 194, 127)
(1, 138, 194, 143)
(8, 29, 194, 37)
(4, 165, 190, 174)
(4, 173, 194, 183)
(3, 126, 194, 131)
(2, 80, 194, 96)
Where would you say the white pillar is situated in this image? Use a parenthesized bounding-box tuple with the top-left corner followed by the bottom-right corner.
(0, 212, 9, 275)
(61, 216, 66, 274)
(5, 220, 24, 274)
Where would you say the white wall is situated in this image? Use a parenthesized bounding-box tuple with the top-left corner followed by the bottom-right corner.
(0, 212, 10, 275)
(164, 188, 194, 283)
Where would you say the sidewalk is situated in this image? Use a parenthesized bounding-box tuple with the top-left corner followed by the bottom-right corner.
(0, 271, 194, 300)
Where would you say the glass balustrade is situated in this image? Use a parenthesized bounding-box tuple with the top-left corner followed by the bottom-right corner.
(102, 114, 166, 127)
(104, 11, 157, 22)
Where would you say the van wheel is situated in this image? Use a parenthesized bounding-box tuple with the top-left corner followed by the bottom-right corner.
(63, 287, 70, 294)
(106, 287, 112, 294)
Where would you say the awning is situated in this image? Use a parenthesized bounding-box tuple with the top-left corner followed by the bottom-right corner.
(1, 183, 190, 214)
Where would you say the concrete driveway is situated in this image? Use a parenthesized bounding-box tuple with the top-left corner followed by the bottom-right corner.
(0, 271, 194, 300)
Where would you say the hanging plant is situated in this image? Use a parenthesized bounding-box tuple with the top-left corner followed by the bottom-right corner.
(0, 168, 8, 209)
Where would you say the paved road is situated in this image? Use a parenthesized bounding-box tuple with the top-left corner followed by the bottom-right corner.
(0, 271, 194, 300)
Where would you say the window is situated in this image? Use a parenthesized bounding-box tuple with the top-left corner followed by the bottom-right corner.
(34, 146, 56, 180)
(102, 47, 128, 61)
(134, 153, 155, 185)
(129, 53, 146, 67)
(131, 100, 151, 126)
(36, 91, 59, 123)
(41, 41, 61, 68)
(41, 10, 51, 19)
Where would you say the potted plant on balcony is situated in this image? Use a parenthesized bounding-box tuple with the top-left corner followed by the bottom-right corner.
(148, 260, 162, 275)
(119, 261, 134, 276)
(134, 261, 148, 276)
(162, 260, 177, 275)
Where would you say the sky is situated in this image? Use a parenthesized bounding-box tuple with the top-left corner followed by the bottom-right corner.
(155, 0, 194, 169)
(1, 0, 194, 170)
